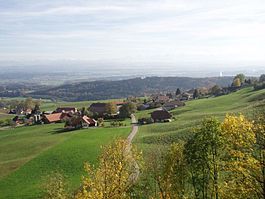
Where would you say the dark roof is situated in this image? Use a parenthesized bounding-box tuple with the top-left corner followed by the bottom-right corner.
(151, 110, 172, 120)
(89, 103, 107, 114)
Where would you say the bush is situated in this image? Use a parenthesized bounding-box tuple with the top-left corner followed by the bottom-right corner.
(254, 82, 265, 91)
(138, 117, 154, 125)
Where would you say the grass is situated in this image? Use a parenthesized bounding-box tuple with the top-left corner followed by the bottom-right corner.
(134, 87, 265, 152)
(0, 124, 130, 199)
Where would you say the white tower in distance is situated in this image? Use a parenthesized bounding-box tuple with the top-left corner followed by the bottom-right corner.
(219, 71, 223, 77)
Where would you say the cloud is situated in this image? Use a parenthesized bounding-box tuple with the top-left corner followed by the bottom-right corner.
(0, 0, 265, 67)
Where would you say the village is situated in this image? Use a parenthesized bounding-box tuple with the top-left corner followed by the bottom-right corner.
(0, 90, 192, 129)
(0, 74, 260, 130)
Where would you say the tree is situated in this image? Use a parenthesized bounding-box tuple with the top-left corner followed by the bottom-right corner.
(252, 107, 265, 199)
(232, 78, 241, 87)
(119, 102, 136, 118)
(211, 85, 222, 96)
(80, 107, 89, 116)
(156, 142, 188, 199)
(220, 114, 257, 199)
(42, 171, 69, 199)
(24, 97, 34, 110)
(234, 73, 245, 83)
(259, 74, 265, 82)
(105, 102, 117, 115)
(32, 103, 41, 114)
(65, 116, 82, 129)
(75, 139, 142, 199)
(185, 118, 222, 199)
(176, 88, 181, 96)
(97, 118, 104, 127)
(193, 89, 199, 99)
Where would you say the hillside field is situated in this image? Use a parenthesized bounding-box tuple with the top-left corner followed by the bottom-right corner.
(0, 125, 130, 199)
(134, 87, 265, 151)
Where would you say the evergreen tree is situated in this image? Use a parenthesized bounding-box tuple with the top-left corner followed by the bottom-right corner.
(193, 89, 199, 99)
(176, 88, 181, 95)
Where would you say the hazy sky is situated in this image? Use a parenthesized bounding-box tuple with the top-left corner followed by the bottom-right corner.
(1, 0, 265, 69)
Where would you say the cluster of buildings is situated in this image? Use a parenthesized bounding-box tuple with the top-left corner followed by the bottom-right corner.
(9, 92, 190, 128)
(138, 93, 188, 124)
(10, 101, 128, 128)
(11, 107, 97, 128)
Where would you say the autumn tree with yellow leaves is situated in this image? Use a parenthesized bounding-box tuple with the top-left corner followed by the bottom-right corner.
(220, 114, 257, 199)
(146, 142, 188, 199)
(42, 171, 69, 199)
(252, 107, 265, 199)
(75, 139, 142, 199)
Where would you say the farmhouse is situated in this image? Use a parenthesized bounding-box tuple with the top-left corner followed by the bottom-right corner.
(89, 103, 107, 115)
(151, 110, 172, 122)
(65, 115, 97, 129)
(163, 100, 185, 111)
(43, 113, 62, 124)
(82, 116, 97, 127)
(179, 92, 193, 101)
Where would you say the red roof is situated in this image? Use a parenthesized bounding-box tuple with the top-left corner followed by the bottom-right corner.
(44, 113, 62, 123)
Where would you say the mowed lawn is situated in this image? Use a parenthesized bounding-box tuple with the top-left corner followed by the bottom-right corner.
(0, 124, 130, 199)
(134, 87, 265, 151)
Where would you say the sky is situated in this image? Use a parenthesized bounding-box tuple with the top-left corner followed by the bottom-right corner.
(0, 0, 265, 70)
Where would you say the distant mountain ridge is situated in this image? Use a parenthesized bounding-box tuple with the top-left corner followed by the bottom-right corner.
(30, 76, 233, 101)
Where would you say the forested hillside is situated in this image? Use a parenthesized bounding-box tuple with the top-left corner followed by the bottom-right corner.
(31, 76, 233, 101)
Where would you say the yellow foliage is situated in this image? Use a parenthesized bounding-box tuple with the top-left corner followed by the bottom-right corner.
(220, 114, 257, 198)
(75, 139, 142, 199)
(42, 171, 69, 199)
(232, 78, 241, 87)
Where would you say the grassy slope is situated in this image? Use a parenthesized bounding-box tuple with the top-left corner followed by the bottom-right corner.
(0, 125, 130, 199)
(134, 87, 265, 151)
(0, 124, 72, 179)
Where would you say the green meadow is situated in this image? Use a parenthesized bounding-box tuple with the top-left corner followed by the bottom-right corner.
(0, 124, 130, 199)
(134, 87, 265, 151)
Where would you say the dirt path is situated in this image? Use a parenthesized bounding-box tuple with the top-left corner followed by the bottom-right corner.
(127, 114, 138, 143)
(126, 114, 140, 183)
